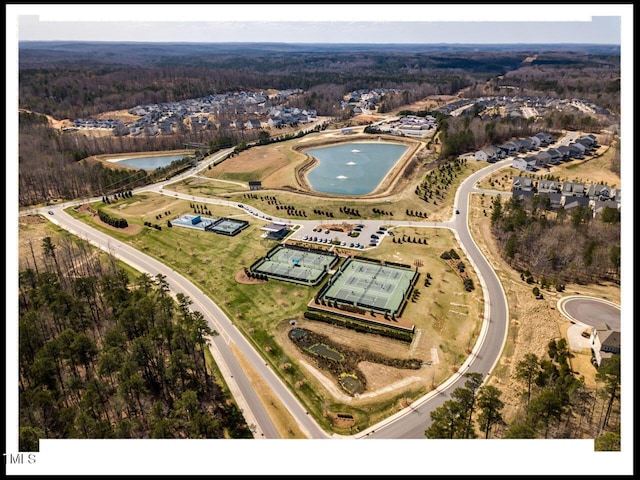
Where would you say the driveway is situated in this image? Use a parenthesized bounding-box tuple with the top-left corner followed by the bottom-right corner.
(557, 296, 620, 352)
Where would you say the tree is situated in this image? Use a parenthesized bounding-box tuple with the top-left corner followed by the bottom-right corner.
(451, 372, 483, 438)
(257, 130, 271, 144)
(505, 233, 517, 259)
(425, 399, 465, 439)
(515, 353, 540, 408)
(594, 431, 621, 451)
(19, 426, 44, 452)
(490, 195, 503, 226)
(504, 421, 537, 439)
(595, 354, 620, 434)
(475, 385, 505, 438)
(526, 388, 566, 438)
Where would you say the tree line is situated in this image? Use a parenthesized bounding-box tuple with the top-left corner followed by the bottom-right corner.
(425, 339, 620, 448)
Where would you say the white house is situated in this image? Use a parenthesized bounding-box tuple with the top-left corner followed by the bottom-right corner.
(590, 326, 620, 367)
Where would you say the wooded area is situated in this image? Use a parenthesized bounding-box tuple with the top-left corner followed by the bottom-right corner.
(425, 341, 620, 447)
(18, 236, 252, 450)
(489, 195, 621, 285)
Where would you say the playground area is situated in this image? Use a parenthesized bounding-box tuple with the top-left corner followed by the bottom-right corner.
(317, 258, 418, 318)
(250, 244, 339, 285)
(172, 214, 249, 236)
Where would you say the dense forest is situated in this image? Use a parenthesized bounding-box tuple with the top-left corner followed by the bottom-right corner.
(19, 42, 533, 119)
(18, 236, 252, 450)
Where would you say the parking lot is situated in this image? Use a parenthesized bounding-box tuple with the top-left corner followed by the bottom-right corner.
(294, 222, 391, 250)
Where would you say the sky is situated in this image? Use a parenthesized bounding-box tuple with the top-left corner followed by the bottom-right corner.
(5, 2, 634, 477)
(8, 4, 629, 45)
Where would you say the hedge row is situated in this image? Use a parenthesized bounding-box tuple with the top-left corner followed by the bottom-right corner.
(303, 310, 413, 343)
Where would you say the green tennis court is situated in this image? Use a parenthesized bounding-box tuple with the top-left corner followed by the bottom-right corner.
(319, 258, 417, 315)
(251, 245, 338, 285)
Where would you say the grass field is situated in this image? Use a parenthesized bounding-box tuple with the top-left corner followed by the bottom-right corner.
(62, 189, 483, 433)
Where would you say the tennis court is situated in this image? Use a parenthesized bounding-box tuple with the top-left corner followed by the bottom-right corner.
(171, 214, 248, 236)
(207, 217, 249, 236)
(319, 258, 417, 315)
(250, 245, 338, 285)
(172, 214, 217, 230)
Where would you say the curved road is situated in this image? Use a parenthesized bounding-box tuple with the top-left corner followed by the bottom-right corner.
(558, 296, 620, 330)
(27, 151, 515, 440)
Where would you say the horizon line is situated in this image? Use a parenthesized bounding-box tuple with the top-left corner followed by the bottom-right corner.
(19, 40, 621, 46)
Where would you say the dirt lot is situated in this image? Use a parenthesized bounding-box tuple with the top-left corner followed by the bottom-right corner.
(387, 95, 460, 114)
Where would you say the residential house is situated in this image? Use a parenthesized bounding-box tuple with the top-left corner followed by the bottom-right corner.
(611, 188, 621, 203)
(486, 145, 503, 161)
(556, 145, 572, 161)
(587, 184, 611, 201)
(245, 119, 262, 130)
(231, 119, 245, 130)
(537, 179, 561, 194)
(498, 142, 517, 156)
(475, 147, 496, 162)
(535, 151, 552, 168)
(512, 176, 535, 192)
(528, 135, 541, 150)
(535, 132, 553, 146)
(569, 142, 586, 158)
(577, 135, 597, 150)
(561, 182, 585, 197)
(538, 192, 563, 210)
(512, 156, 537, 172)
(576, 137, 595, 152)
(519, 138, 534, 152)
(510, 139, 527, 153)
(563, 195, 591, 210)
(592, 199, 620, 218)
(513, 190, 535, 204)
(546, 148, 563, 165)
(590, 325, 620, 367)
(112, 122, 129, 136)
(249, 181, 263, 191)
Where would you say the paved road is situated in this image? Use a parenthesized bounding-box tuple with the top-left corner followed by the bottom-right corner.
(558, 296, 620, 330)
(362, 158, 514, 439)
(39, 148, 328, 440)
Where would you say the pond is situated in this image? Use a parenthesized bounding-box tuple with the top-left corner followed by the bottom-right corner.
(303, 142, 408, 195)
(108, 154, 190, 171)
(307, 343, 344, 362)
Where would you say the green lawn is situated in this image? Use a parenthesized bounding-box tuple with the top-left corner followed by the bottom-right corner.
(65, 177, 483, 434)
